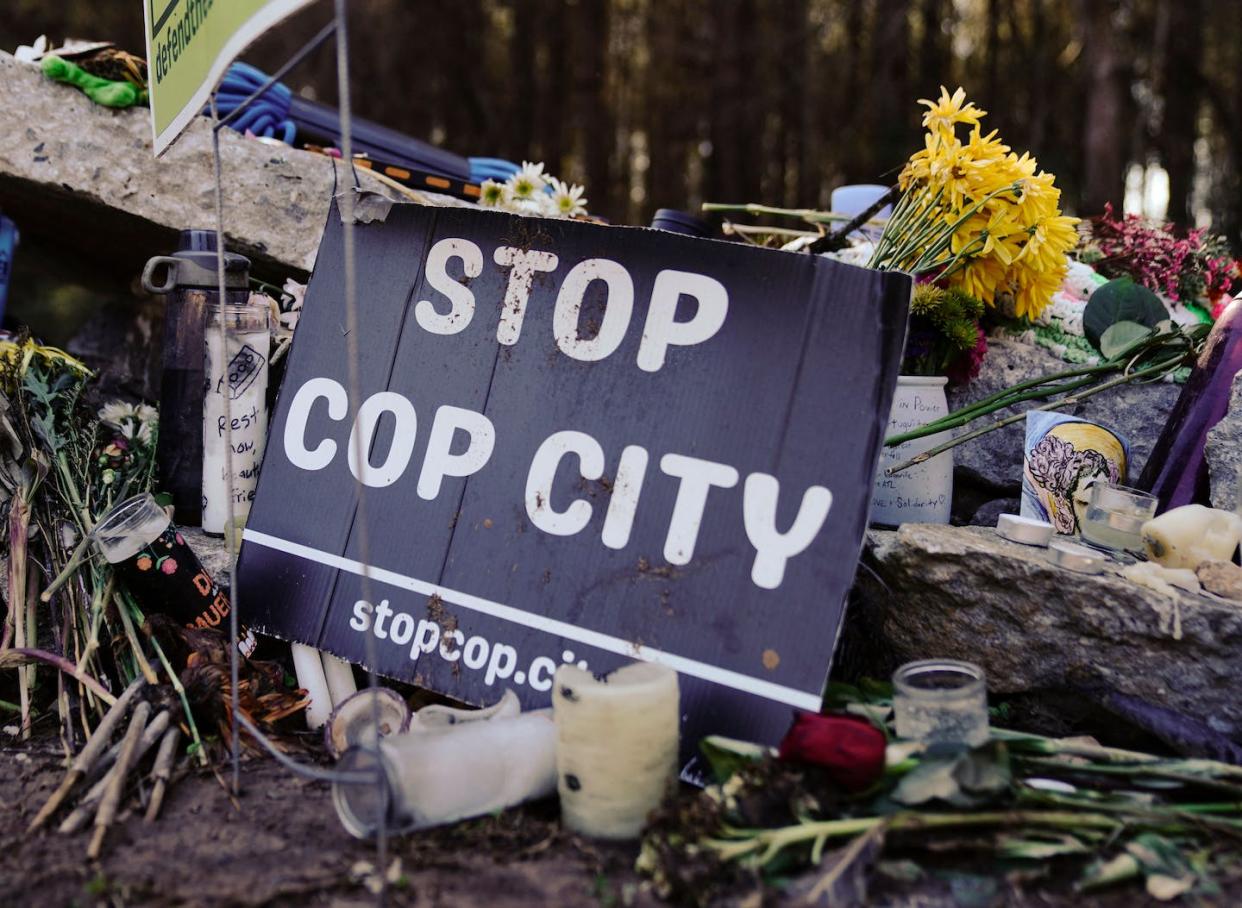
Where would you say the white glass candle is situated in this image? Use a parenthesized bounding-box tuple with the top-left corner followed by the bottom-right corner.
(202, 304, 269, 536)
(553, 661, 679, 840)
(332, 709, 557, 838)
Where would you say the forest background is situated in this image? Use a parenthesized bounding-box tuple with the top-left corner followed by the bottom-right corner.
(1, 1, 1232, 240)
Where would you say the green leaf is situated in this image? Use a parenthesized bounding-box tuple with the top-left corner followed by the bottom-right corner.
(1099, 320, 1153, 360)
(699, 735, 773, 783)
(997, 832, 1090, 860)
(1083, 277, 1168, 350)
(1080, 852, 1141, 891)
(891, 743, 1011, 808)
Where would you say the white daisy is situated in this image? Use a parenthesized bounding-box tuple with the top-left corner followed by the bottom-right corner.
(479, 178, 510, 208)
(506, 161, 548, 202)
(98, 401, 135, 428)
(549, 178, 588, 218)
(282, 278, 306, 311)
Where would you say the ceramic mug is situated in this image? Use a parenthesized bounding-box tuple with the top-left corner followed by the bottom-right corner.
(1021, 412, 1129, 535)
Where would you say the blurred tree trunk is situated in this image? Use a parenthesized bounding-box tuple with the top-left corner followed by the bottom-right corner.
(918, 0, 951, 94)
(509, 0, 538, 159)
(1078, 0, 1126, 215)
(536, 6, 568, 171)
(706, 0, 762, 205)
(985, 0, 1001, 106)
(569, 0, 613, 217)
(646, 0, 685, 212)
(870, 0, 913, 179)
(1156, 0, 1203, 226)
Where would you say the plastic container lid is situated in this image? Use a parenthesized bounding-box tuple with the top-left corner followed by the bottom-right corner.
(650, 209, 711, 238)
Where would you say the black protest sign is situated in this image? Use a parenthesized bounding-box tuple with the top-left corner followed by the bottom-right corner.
(237, 201, 910, 747)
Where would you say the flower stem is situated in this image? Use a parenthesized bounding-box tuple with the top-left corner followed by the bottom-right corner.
(0, 647, 116, 706)
(884, 357, 1183, 475)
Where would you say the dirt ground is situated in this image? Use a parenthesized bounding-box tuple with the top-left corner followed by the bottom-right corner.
(4, 721, 1239, 907)
(1, 726, 645, 908)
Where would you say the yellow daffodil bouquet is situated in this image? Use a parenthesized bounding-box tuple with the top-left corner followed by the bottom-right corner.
(869, 87, 1079, 320)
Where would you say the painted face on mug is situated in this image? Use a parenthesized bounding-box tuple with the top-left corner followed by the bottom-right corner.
(1023, 419, 1126, 535)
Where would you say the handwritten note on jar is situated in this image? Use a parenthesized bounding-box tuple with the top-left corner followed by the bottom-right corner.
(870, 376, 953, 526)
(202, 308, 269, 535)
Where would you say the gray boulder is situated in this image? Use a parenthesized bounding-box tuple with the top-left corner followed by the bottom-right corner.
(0, 51, 462, 278)
(947, 338, 1181, 493)
(850, 523, 1242, 739)
(1205, 371, 1242, 511)
(182, 527, 233, 593)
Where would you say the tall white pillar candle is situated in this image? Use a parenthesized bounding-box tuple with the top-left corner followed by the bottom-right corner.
(202, 304, 269, 535)
(553, 661, 680, 839)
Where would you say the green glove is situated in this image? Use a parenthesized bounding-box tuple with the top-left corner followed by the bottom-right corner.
(41, 55, 147, 109)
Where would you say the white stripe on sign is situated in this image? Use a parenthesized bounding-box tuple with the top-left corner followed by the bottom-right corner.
(242, 528, 824, 711)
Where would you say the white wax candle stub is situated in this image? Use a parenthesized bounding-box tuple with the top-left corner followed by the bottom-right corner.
(321, 653, 359, 706)
(202, 322, 269, 535)
(553, 661, 680, 840)
(291, 643, 333, 730)
(1048, 539, 1105, 574)
(996, 513, 1054, 547)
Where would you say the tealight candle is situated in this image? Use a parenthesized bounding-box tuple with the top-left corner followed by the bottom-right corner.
(553, 661, 679, 840)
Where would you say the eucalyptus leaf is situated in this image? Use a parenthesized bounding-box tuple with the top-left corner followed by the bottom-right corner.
(1083, 277, 1168, 350)
(1099, 321, 1153, 360)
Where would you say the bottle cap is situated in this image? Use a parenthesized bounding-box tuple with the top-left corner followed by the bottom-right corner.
(996, 513, 1054, 547)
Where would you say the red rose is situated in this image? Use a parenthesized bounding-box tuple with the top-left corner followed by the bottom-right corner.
(778, 712, 886, 792)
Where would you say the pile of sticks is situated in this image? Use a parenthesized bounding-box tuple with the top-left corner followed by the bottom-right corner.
(27, 678, 183, 859)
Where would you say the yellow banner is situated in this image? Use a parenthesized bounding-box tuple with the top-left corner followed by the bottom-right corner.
(143, 0, 315, 155)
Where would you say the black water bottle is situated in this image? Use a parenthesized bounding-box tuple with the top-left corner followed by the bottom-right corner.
(141, 230, 251, 526)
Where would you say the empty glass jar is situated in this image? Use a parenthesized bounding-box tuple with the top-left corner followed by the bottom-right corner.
(893, 659, 989, 747)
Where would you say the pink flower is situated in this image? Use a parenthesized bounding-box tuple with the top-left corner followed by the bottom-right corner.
(160, 558, 178, 575)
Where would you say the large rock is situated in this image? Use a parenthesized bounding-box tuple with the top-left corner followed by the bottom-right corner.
(947, 338, 1181, 493)
(0, 51, 461, 279)
(1205, 371, 1242, 511)
(849, 523, 1242, 739)
(182, 527, 233, 593)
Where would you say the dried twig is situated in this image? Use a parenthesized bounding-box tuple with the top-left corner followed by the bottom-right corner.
(88, 700, 151, 859)
(0, 648, 118, 707)
(144, 726, 181, 823)
(86, 708, 172, 788)
(27, 677, 142, 831)
(61, 709, 171, 833)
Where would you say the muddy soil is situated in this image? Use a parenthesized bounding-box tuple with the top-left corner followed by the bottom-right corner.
(4, 724, 1239, 907)
(1, 727, 646, 907)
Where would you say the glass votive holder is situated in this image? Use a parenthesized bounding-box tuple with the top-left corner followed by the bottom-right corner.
(893, 659, 989, 747)
(1079, 482, 1158, 553)
(93, 493, 254, 654)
